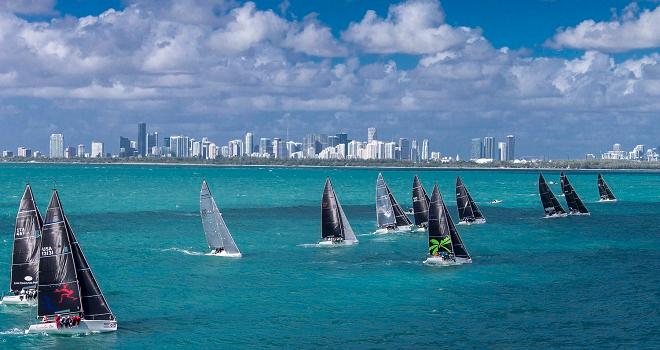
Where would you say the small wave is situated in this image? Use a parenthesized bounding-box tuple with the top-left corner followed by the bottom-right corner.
(161, 247, 204, 256)
(0, 328, 26, 336)
(297, 243, 321, 248)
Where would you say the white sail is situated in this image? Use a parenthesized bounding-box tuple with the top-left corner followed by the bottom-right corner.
(375, 173, 396, 228)
(200, 181, 241, 255)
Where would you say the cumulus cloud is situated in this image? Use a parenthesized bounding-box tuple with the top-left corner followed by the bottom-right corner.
(342, 0, 480, 54)
(547, 4, 660, 52)
(0, 0, 56, 15)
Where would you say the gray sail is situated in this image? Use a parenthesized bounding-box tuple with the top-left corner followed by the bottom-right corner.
(375, 173, 396, 228)
(9, 184, 43, 294)
(337, 197, 358, 243)
(200, 180, 240, 255)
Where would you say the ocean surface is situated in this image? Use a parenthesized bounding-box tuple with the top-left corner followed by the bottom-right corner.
(0, 164, 658, 349)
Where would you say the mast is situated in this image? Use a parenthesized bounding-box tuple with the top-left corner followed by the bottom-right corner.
(375, 173, 396, 228)
(427, 185, 453, 257)
(37, 191, 82, 317)
(412, 176, 430, 227)
(560, 173, 589, 214)
(387, 184, 412, 226)
(455, 177, 485, 222)
(9, 184, 43, 294)
(321, 178, 344, 240)
(538, 174, 566, 217)
(440, 188, 470, 259)
(64, 210, 114, 320)
(200, 180, 241, 254)
(598, 173, 616, 200)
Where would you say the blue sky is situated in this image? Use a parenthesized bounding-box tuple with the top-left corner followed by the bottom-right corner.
(1, 0, 659, 158)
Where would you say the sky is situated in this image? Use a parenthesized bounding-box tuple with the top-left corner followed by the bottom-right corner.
(0, 0, 659, 159)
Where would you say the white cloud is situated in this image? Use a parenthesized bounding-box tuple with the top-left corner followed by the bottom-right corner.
(342, 0, 480, 54)
(0, 0, 56, 15)
(547, 5, 660, 52)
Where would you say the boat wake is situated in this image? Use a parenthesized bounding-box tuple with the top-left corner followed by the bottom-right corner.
(161, 247, 204, 256)
(0, 328, 26, 336)
(297, 243, 322, 248)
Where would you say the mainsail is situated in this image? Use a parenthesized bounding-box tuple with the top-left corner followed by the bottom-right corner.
(427, 185, 470, 259)
(539, 174, 566, 217)
(597, 173, 616, 201)
(375, 173, 412, 228)
(560, 172, 589, 214)
(412, 176, 431, 227)
(200, 180, 241, 255)
(37, 191, 82, 317)
(9, 185, 43, 294)
(455, 176, 485, 223)
(321, 178, 357, 242)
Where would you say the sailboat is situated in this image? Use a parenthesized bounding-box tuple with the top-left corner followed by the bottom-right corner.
(200, 180, 242, 257)
(424, 185, 472, 266)
(374, 173, 412, 233)
(319, 178, 358, 246)
(455, 176, 486, 225)
(27, 190, 117, 334)
(597, 173, 617, 202)
(1, 185, 42, 306)
(411, 175, 431, 232)
(560, 172, 590, 215)
(539, 174, 567, 218)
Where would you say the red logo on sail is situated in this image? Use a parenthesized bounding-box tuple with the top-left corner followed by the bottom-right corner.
(54, 283, 78, 304)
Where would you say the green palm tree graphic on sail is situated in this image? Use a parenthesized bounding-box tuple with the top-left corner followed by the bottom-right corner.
(429, 237, 452, 255)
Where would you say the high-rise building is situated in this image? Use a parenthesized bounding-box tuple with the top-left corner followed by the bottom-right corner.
(399, 138, 410, 160)
(49, 133, 64, 158)
(498, 142, 507, 161)
(64, 147, 76, 158)
(421, 139, 429, 161)
(368, 127, 377, 142)
(170, 135, 189, 158)
(384, 142, 397, 159)
(411, 139, 419, 162)
(482, 137, 495, 159)
(506, 135, 515, 161)
(470, 138, 482, 160)
(273, 138, 285, 159)
(245, 132, 253, 156)
(259, 138, 272, 156)
(77, 144, 85, 158)
(119, 136, 131, 157)
(327, 135, 339, 148)
(228, 140, 243, 157)
(147, 132, 159, 155)
(137, 122, 147, 156)
(336, 133, 348, 156)
(2, 150, 13, 157)
(18, 147, 32, 157)
(91, 141, 104, 158)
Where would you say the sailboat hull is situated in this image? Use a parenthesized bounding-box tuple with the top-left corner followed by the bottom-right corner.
(26, 320, 117, 335)
(410, 226, 427, 233)
(543, 213, 568, 219)
(0, 295, 36, 306)
(374, 225, 413, 234)
(318, 240, 357, 247)
(205, 250, 242, 258)
(423, 256, 472, 266)
(457, 218, 486, 226)
(599, 199, 617, 203)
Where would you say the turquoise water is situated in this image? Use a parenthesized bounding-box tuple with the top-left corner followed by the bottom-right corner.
(0, 164, 658, 349)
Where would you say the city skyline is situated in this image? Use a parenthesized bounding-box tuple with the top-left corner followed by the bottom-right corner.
(0, 1, 659, 158)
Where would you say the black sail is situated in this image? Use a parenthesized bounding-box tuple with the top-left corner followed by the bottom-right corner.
(385, 182, 412, 226)
(598, 173, 616, 200)
(455, 176, 485, 222)
(440, 190, 470, 259)
(321, 178, 344, 239)
(427, 185, 453, 257)
(412, 176, 430, 226)
(64, 216, 114, 320)
(9, 185, 43, 294)
(539, 174, 566, 217)
(560, 173, 589, 214)
(37, 191, 82, 317)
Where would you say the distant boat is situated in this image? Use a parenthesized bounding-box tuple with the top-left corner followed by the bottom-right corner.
(319, 178, 358, 246)
(27, 190, 117, 334)
(411, 175, 431, 232)
(539, 174, 567, 218)
(200, 180, 242, 257)
(424, 184, 472, 266)
(455, 176, 486, 225)
(375, 173, 412, 233)
(560, 172, 590, 215)
(1, 185, 42, 306)
(490, 200, 503, 204)
(597, 173, 617, 202)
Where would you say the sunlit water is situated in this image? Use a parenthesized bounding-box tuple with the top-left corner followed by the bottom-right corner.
(0, 164, 658, 349)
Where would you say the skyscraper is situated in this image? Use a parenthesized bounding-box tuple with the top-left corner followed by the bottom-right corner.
(259, 138, 272, 156)
(49, 133, 64, 158)
(399, 138, 410, 160)
(506, 135, 516, 161)
(169, 135, 189, 158)
(498, 142, 507, 161)
(119, 136, 131, 157)
(336, 133, 348, 157)
(137, 122, 147, 157)
(147, 132, 159, 155)
(245, 132, 253, 155)
(91, 141, 104, 158)
(273, 138, 284, 159)
(77, 144, 85, 158)
(421, 139, 429, 161)
(368, 127, 377, 142)
(411, 139, 419, 162)
(470, 138, 482, 160)
(483, 137, 495, 159)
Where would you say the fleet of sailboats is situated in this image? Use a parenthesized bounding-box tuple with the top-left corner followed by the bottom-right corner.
(597, 173, 617, 202)
(560, 172, 590, 215)
(424, 185, 472, 266)
(411, 175, 430, 232)
(319, 178, 358, 246)
(375, 173, 413, 233)
(200, 180, 242, 257)
(455, 176, 486, 225)
(538, 174, 567, 218)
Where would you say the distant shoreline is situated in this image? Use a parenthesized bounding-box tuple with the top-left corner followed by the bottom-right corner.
(2, 158, 660, 172)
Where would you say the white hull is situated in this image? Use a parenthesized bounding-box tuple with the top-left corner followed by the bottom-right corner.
(599, 199, 617, 203)
(318, 240, 357, 247)
(410, 226, 427, 233)
(0, 295, 36, 306)
(205, 250, 242, 258)
(424, 256, 472, 266)
(26, 320, 117, 335)
(543, 213, 568, 219)
(568, 212, 591, 216)
(457, 218, 486, 226)
(373, 225, 413, 234)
